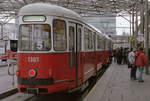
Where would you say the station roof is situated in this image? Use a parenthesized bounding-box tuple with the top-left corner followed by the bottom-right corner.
(0, 0, 148, 24)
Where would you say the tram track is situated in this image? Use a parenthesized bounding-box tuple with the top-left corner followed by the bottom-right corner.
(1, 66, 108, 101)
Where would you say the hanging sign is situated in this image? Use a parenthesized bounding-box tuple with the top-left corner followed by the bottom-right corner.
(137, 34, 144, 42)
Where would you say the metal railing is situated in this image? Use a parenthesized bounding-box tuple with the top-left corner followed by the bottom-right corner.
(7, 55, 17, 87)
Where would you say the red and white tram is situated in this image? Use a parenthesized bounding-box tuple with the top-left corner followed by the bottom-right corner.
(17, 3, 113, 94)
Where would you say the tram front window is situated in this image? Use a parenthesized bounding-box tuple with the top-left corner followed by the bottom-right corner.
(19, 24, 51, 51)
(10, 40, 18, 52)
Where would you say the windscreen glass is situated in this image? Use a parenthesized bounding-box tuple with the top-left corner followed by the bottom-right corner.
(19, 24, 51, 51)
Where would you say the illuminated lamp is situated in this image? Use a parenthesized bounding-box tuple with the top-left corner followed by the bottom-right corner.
(28, 68, 37, 78)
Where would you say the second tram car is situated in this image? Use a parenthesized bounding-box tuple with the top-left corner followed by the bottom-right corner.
(17, 3, 113, 94)
(0, 39, 18, 61)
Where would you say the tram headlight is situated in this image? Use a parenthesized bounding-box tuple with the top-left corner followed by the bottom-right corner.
(28, 68, 37, 78)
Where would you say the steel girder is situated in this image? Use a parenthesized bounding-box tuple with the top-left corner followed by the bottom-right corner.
(0, 0, 146, 24)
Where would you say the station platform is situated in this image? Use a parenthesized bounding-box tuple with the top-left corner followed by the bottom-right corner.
(84, 62, 150, 101)
(0, 62, 17, 99)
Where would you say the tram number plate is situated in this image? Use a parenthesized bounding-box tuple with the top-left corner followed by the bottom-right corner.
(27, 88, 39, 94)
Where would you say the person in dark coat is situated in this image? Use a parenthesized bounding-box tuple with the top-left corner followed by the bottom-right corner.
(117, 47, 123, 65)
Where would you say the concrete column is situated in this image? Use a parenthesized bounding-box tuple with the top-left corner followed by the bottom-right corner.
(132, 9, 135, 47)
(135, 7, 138, 47)
(144, 0, 149, 74)
(1, 23, 3, 39)
(15, 11, 19, 40)
(140, 0, 144, 35)
(130, 13, 132, 49)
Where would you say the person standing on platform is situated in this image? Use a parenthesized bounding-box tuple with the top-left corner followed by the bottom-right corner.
(117, 47, 123, 65)
(128, 48, 137, 80)
(135, 47, 148, 83)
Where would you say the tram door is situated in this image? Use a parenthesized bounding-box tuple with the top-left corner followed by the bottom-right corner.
(68, 22, 82, 87)
(76, 24, 82, 86)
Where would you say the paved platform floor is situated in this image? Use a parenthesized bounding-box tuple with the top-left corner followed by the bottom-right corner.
(0, 63, 17, 93)
(84, 62, 150, 101)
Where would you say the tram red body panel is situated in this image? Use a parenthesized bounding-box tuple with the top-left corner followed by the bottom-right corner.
(101, 50, 109, 65)
(17, 53, 84, 93)
(95, 51, 102, 71)
(17, 51, 109, 94)
(83, 52, 96, 81)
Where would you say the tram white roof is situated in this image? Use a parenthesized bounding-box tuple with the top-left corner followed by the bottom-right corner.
(19, 3, 83, 21)
(19, 3, 107, 38)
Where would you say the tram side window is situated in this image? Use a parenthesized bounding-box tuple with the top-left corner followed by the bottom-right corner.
(97, 36, 103, 49)
(85, 28, 93, 50)
(53, 19, 67, 51)
(77, 26, 82, 51)
(97, 37, 100, 49)
(106, 40, 109, 50)
(107, 40, 111, 50)
(85, 28, 89, 50)
(103, 39, 106, 49)
(69, 26, 74, 51)
(93, 33, 96, 50)
(89, 31, 93, 50)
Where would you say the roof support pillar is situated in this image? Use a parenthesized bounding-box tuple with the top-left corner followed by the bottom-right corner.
(135, 7, 138, 47)
(1, 23, 3, 39)
(132, 8, 135, 48)
(140, 0, 144, 36)
(144, 0, 149, 75)
(129, 14, 132, 49)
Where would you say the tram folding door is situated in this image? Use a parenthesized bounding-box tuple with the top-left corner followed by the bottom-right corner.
(68, 22, 82, 88)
